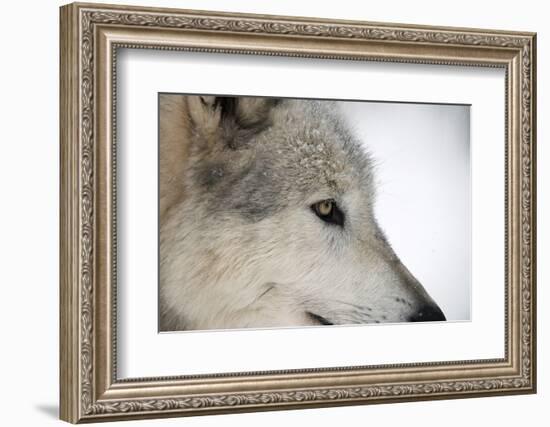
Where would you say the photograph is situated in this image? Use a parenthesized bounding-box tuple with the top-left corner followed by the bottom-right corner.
(57, 2, 536, 422)
(159, 95, 470, 332)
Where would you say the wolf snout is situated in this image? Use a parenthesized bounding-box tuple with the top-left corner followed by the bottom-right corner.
(409, 304, 446, 322)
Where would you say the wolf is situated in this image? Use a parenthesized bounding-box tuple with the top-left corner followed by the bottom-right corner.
(159, 94, 446, 331)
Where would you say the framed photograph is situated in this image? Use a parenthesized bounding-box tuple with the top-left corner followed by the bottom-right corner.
(59, 2, 537, 423)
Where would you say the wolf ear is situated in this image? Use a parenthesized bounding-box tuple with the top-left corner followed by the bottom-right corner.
(185, 96, 279, 151)
(186, 96, 222, 138)
(231, 97, 280, 128)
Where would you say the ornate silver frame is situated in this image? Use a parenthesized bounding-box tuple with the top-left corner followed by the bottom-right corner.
(60, 2, 537, 423)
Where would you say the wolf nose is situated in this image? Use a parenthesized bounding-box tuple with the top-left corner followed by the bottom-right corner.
(409, 304, 446, 322)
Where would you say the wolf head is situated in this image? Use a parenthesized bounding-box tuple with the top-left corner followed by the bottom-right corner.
(160, 95, 445, 331)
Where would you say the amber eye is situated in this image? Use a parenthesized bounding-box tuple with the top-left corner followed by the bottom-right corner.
(318, 200, 333, 216)
(311, 199, 344, 226)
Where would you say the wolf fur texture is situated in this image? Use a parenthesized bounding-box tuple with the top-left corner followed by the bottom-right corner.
(159, 95, 445, 331)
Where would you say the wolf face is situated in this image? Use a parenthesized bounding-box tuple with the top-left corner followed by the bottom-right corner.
(159, 95, 445, 331)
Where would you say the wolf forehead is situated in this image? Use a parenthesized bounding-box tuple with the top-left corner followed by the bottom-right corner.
(190, 98, 375, 219)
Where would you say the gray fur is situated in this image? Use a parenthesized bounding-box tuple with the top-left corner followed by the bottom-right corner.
(190, 99, 374, 222)
(159, 95, 445, 331)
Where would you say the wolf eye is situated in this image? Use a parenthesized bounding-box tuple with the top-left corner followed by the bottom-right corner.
(311, 199, 344, 226)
